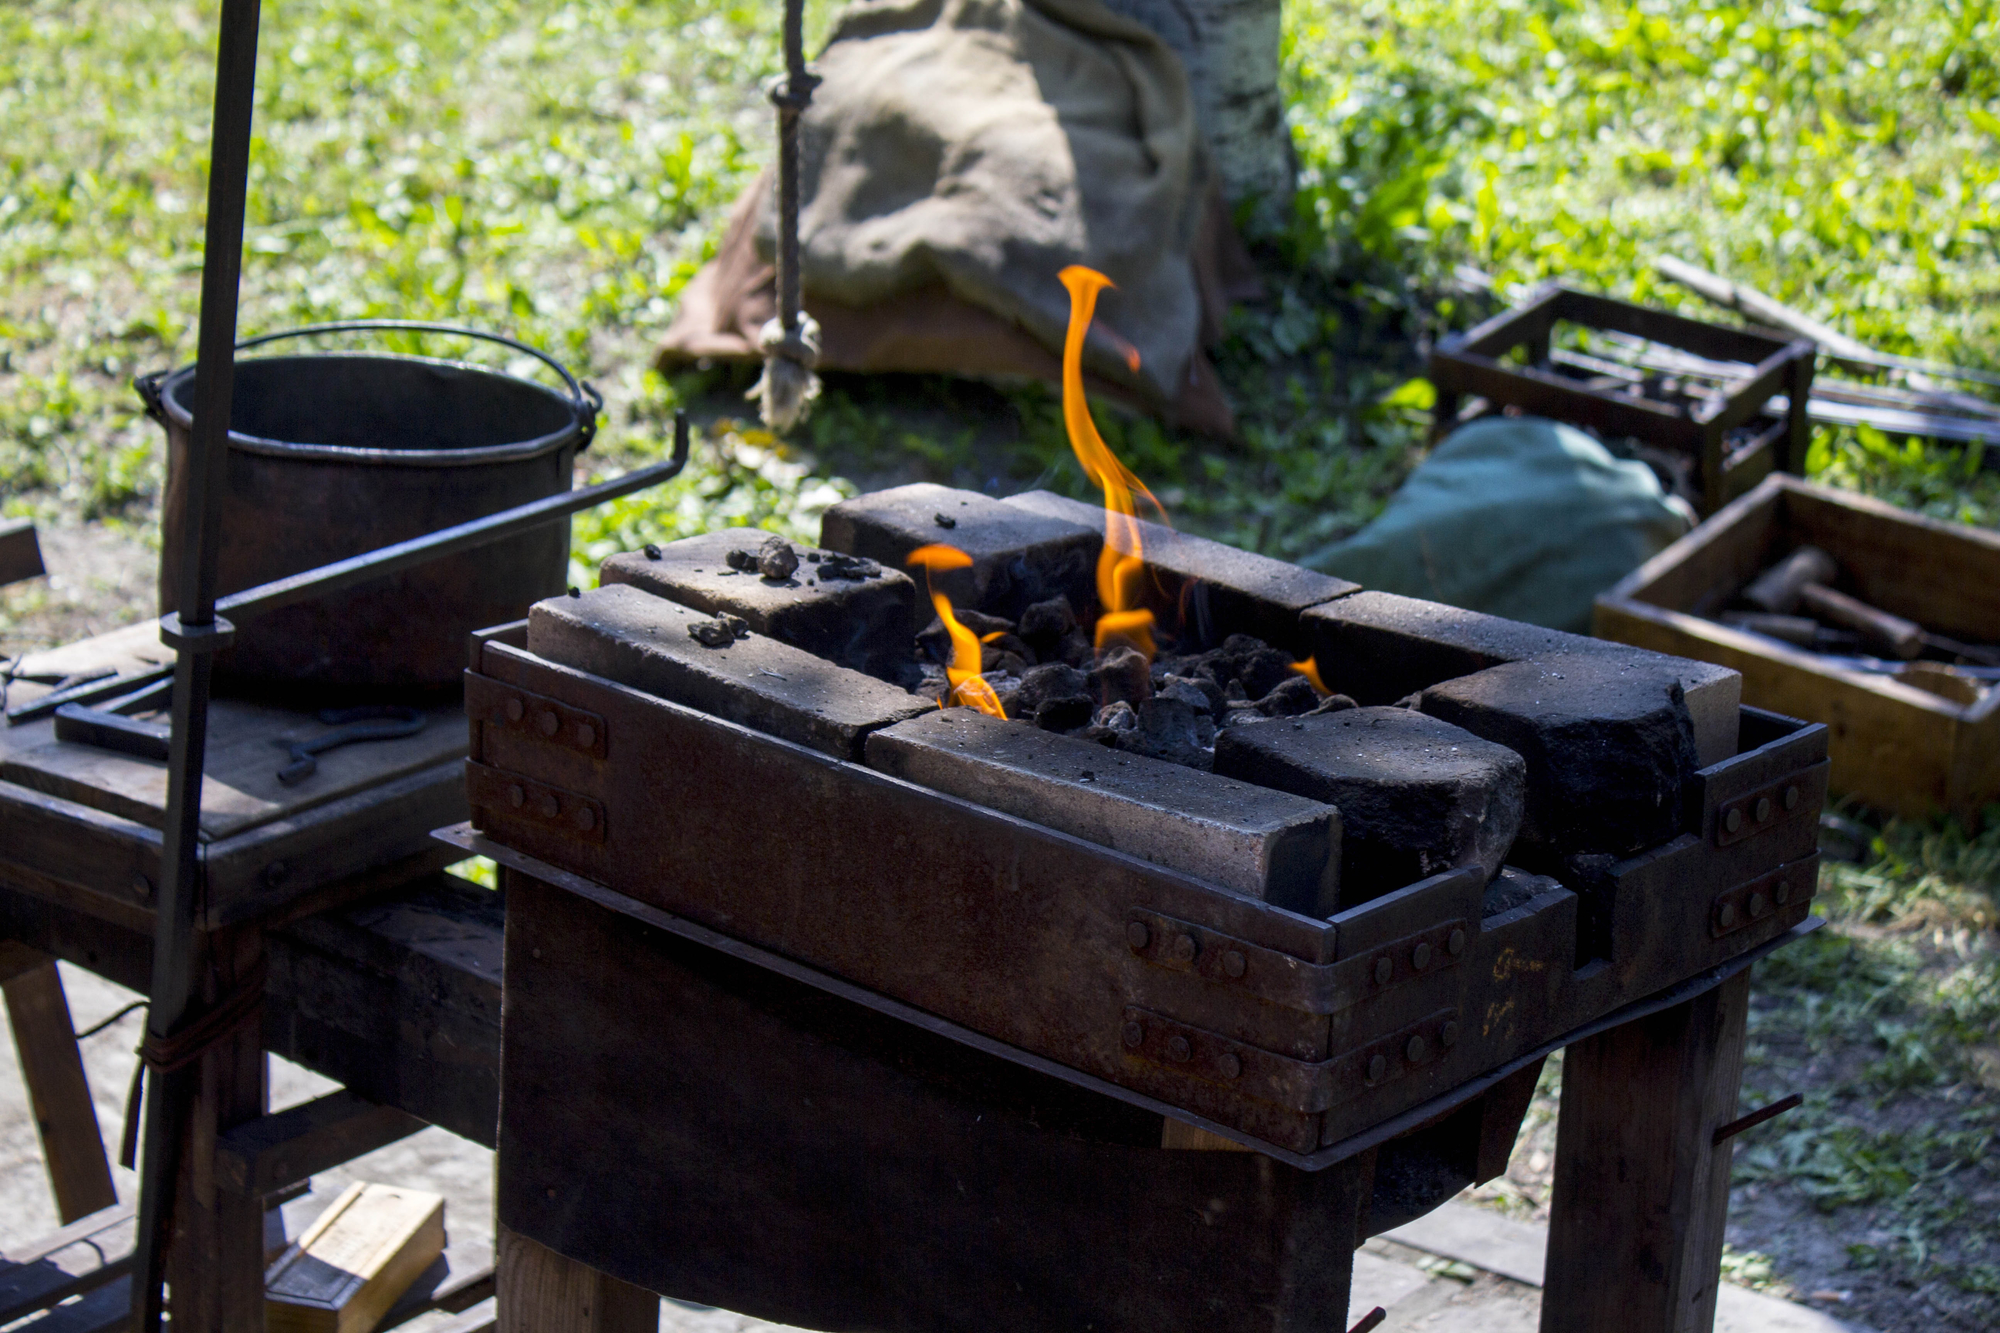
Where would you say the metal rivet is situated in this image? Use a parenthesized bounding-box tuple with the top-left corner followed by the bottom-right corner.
(1405, 1035, 1427, 1062)
(130, 873, 151, 897)
(576, 723, 596, 748)
(532, 947, 541, 958)
(537, 710, 560, 737)
(1219, 1052, 1242, 1079)
(1167, 1035, 1193, 1063)
(1374, 957, 1392, 986)
(1367, 1054, 1387, 1083)
(1774, 879, 1791, 905)
(1784, 785, 1800, 811)
(263, 861, 288, 888)
(1755, 796, 1772, 822)
(1440, 1021, 1459, 1048)
(1717, 901, 1737, 928)
(1724, 807, 1743, 834)
(1448, 928, 1466, 956)
(1171, 933, 1198, 963)
(537, 793, 559, 818)
(575, 806, 596, 832)
(1122, 1021, 1145, 1048)
(546, 1187, 557, 1200)
(1412, 942, 1432, 970)
(1223, 950, 1247, 978)
(1126, 921, 1150, 951)
(1747, 891, 1767, 917)
(504, 697, 524, 722)
(507, 784, 525, 809)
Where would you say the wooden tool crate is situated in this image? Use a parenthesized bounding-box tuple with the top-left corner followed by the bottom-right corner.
(1595, 472, 2000, 826)
(1429, 284, 1818, 514)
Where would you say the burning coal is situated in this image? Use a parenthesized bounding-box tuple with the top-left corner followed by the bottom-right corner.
(907, 544, 1007, 718)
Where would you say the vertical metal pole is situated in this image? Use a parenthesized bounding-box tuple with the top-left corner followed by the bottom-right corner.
(129, 0, 262, 1326)
(774, 0, 810, 336)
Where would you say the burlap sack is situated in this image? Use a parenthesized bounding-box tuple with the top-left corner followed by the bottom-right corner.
(657, 0, 1257, 435)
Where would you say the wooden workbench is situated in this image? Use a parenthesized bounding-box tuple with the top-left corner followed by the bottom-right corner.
(0, 622, 487, 1331)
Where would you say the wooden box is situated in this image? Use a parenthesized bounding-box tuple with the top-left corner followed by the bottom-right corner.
(1595, 473, 2000, 826)
(1428, 284, 1817, 514)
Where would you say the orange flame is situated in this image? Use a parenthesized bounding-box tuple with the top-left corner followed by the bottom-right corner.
(907, 544, 1007, 718)
(1290, 657, 1331, 695)
(1059, 265, 1167, 660)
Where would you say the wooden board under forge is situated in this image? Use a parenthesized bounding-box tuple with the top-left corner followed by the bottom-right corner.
(459, 634, 1825, 1159)
(0, 624, 467, 931)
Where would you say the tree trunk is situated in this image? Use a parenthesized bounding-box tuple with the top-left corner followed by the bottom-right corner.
(1098, 0, 1293, 234)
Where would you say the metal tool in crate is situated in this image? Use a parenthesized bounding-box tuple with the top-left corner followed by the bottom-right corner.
(1428, 283, 1818, 514)
(453, 529, 1827, 1163)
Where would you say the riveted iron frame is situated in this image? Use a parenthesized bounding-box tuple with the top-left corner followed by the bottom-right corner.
(459, 629, 1828, 1159)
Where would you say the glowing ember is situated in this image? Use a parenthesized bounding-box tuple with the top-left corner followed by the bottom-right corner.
(1290, 656, 1331, 695)
(1058, 265, 1168, 660)
(906, 544, 1007, 717)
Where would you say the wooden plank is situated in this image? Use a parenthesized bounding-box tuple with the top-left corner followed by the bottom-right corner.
(0, 697, 463, 840)
(1540, 969, 1750, 1333)
(0, 1202, 136, 1325)
(3, 958, 118, 1222)
(0, 882, 154, 993)
(0, 517, 45, 587)
(216, 1089, 427, 1197)
(267, 1182, 446, 1333)
(428, 1296, 497, 1333)
(265, 873, 503, 1147)
(0, 776, 161, 919)
(496, 1227, 656, 1333)
(163, 925, 268, 1333)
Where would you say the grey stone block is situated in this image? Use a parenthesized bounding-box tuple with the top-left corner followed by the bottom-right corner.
(600, 529, 917, 679)
(1418, 652, 1700, 858)
(820, 483, 1100, 620)
(528, 584, 933, 760)
(1212, 706, 1525, 904)
(1300, 591, 1740, 766)
(866, 707, 1340, 915)
(1003, 490, 1359, 652)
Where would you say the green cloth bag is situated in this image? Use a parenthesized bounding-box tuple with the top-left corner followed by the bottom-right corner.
(1302, 416, 1695, 633)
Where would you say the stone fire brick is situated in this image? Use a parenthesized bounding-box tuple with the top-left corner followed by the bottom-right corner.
(820, 483, 1100, 619)
(1002, 490, 1359, 653)
(1300, 591, 1741, 766)
(528, 584, 933, 760)
(1212, 706, 1525, 905)
(866, 707, 1340, 915)
(600, 529, 917, 680)
(1417, 652, 1701, 858)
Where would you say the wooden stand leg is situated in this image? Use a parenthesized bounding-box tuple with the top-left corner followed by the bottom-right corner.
(498, 1224, 659, 1333)
(164, 928, 268, 1333)
(1540, 970, 1751, 1333)
(1, 947, 118, 1222)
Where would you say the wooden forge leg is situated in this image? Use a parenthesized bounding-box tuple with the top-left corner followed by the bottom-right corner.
(498, 1224, 659, 1333)
(1540, 969, 1751, 1333)
(164, 927, 268, 1333)
(1, 947, 119, 1222)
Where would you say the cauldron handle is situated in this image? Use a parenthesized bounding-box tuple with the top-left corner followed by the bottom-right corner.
(229, 319, 595, 421)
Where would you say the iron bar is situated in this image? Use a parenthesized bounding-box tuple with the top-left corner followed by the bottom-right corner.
(1712, 1092, 1803, 1146)
(774, 0, 811, 337)
(215, 414, 688, 625)
(130, 0, 264, 1323)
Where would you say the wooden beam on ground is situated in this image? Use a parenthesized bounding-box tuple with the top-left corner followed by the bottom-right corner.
(0, 518, 45, 588)
(215, 1088, 428, 1196)
(496, 1226, 656, 1333)
(1540, 969, 1751, 1333)
(0, 1202, 136, 1325)
(2, 955, 119, 1222)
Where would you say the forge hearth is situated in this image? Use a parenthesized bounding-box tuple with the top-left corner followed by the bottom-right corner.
(462, 481, 1824, 1159)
